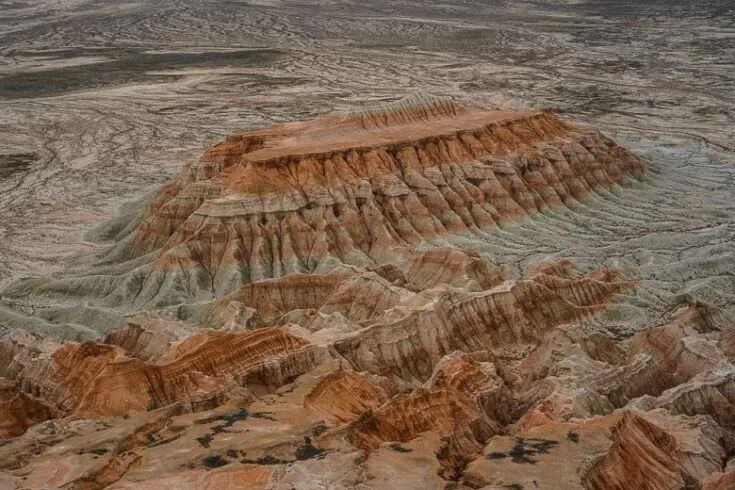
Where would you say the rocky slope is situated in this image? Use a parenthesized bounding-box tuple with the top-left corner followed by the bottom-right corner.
(0, 97, 733, 490)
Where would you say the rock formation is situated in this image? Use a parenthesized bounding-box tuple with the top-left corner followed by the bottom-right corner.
(1, 96, 733, 489)
(580, 409, 730, 490)
(3, 94, 644, 309)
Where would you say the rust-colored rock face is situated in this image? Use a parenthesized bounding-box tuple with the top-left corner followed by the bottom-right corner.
(581, 410, 727, 490)
(1, 97, 732, 489)
(0, 379, 58, 438)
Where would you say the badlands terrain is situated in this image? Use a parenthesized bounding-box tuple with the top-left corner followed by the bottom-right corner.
(0, 0, 733, 489)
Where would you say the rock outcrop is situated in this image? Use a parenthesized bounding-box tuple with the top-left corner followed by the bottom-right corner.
(581, 410, 728, 490)
(0, 378, 58, 437)
(0, 327, 323, 418)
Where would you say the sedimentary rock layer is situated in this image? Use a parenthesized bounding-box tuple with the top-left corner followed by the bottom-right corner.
(3, 96, 644, 309)
(0, 327, 323, 418)
(2, 98, 732, 490)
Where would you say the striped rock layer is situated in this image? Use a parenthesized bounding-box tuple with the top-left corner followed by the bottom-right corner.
(8, 98, 733, 489)
(15, 96, 644, 309)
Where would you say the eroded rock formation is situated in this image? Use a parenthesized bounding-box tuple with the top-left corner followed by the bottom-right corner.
(3, 94, 644, 309)
(1, 96, 732, 490)
(581, 410, 728, 490)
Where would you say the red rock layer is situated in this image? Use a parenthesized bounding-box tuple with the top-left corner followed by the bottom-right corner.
(343, 352, 511, 481)
(304, 369, 388, 426)
(199, 273, 345, 327)
(333, 267, 634, 383)
(346, 387, 494, 452)
(401, 247, 506, 291)
(582, 412, 683, 489)
(581, 411, 728, 490)
(0, 378, 58, 437)
(0, 327, 321, 418)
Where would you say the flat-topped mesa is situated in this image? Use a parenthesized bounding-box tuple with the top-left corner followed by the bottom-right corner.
(5, 95, 643, 308)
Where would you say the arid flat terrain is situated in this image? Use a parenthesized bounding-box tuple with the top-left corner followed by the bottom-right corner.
(0, 1, 733, 489)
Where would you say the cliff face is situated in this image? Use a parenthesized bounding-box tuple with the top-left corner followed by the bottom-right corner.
(1, 96, 732, 490)
(0, 378, 58, 438)
(581, 410, 728, 490)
